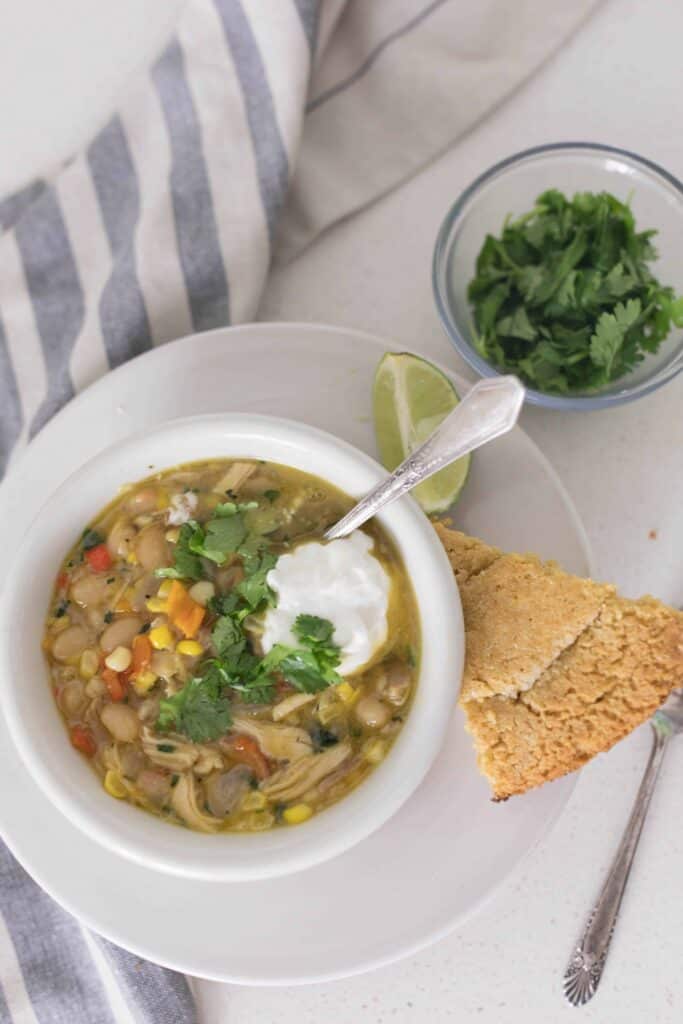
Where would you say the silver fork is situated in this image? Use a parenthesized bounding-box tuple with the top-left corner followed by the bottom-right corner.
(563, 688, 683, 1006)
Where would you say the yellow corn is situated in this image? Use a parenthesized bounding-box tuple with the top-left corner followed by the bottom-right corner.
(363, 738, 387, 764)
(176, 639, 203, 657)
(337, 681, 359, 706)
(105, 645, 132, 672)
(164, 527, 180, 544)
(241, 790, 267, 811)
(145, 597, 168, 613)
(51, 614, 71, 634)
(149, 625, 174, 650)
(157, 579, 174, 597)
(156, 491, 169, 510)
(283, 803, 313, 825)
(79, 648, 100, 680)
(133, 669, 158, 695)
(103, 770, 127, 799)
(126, 551, 138, 565)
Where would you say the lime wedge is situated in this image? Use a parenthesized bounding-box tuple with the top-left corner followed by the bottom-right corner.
(373, 352, 470, 514)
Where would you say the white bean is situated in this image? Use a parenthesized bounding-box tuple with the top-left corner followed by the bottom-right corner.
(70, 573, 109, 608)
(100, 703, 140, 743)
(135, 526, 169, 571)
(127, 487, 159, 514)
(99, 616, 142, 653)
(107, 518, 136, 558)
(52, 626, 89, 662)
(354, 696, 391, 730)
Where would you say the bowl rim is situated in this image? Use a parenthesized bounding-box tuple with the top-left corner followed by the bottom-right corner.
(432, 141, 683, 410)
(0, 412, 463, 882)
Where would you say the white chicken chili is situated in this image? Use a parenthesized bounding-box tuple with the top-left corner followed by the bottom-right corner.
(43, 459, 419, 832)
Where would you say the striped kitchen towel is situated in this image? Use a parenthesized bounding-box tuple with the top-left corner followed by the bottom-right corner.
(0, 1, 602, 1021)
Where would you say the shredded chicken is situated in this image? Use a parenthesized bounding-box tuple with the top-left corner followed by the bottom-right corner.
(271, 692, 316, 722)
(171, 774, 222, 832)
(261, 742, 352, 802)
(142, 727, 221, 774)
(167, 491, 198, 526)
(212, 462, 256, 495)
(231, 715, 313, 762)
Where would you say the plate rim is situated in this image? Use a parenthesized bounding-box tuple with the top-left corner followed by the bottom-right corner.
(0, 321, 591, 984)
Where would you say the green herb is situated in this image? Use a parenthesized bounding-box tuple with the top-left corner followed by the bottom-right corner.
(156, 743, 176, 753)
(139, 622, 151, 634)
(157, 667, 233, 742)
(81, 528, 103, 550)
(103, 610, 114, 624)
(468, 189, 683, 393)
(155, 522, 203, 580)
(54, 600, 69, 618)
(263, 489, 280, 503)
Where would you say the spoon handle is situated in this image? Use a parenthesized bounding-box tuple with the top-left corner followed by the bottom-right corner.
(324, 375, 524, 541)
(563, 722, 670, 1006)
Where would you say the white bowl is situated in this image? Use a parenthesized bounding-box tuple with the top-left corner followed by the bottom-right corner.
(0, 414, 463, 881)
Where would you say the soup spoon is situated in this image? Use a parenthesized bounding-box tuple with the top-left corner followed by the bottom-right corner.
(324, 374, 525, 541)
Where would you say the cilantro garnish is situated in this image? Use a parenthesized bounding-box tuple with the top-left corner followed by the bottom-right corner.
(468, 189, 683, 393)
(154, 494, 344, 742)
(81, 528, 103, 550)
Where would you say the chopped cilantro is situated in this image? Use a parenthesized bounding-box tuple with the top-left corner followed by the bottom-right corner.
(54, 600, 69, 618)
(156, 743, 176, 753)
(468, 189, 683, 393)
(81, 528, 103, 550)
(155, 522, 203, 580)
(103, 610, 114, 624)
(157, 667, 233, 743)
(263, 489, 280, 503)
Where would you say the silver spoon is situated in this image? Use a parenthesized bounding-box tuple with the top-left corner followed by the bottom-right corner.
(324, 375, 525, 541)
(563, 687, 683, 1006)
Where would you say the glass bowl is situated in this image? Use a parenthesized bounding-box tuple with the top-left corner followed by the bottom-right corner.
(432, 143, 683, 410)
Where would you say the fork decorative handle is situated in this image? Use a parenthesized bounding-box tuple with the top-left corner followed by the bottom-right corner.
(563, 720, 671, 1006)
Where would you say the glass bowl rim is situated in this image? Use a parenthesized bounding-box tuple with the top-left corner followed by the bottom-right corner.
(432, 141, 683, 410)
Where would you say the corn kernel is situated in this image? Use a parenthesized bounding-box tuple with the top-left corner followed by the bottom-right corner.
(126, 551, 138, 565)
(79, 648, 100, 680)
(337, 681, 359, 706)
(104, 645, 132, 672)
(176, 639, 204, 657)
(363, 738, 387, 764)
(188, 580, 215, 607)
(283, 803, 313, 825)
(149, 625, 174, 650)
(145, 597, 168, 613)
(156, 491, 169, 510)
(103, 770, 127, 799)
(51, 614, 71, 634)
(133, 669, 158, 695)
(164, 527, 180, 544)
(241, 790, 267, 811)
(157, 579, 174, 597)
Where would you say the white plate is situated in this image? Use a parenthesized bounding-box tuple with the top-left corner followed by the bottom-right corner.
(0, 323, 590, 984)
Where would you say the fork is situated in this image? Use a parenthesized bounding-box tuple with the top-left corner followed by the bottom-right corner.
(563, 688, 683, 1006)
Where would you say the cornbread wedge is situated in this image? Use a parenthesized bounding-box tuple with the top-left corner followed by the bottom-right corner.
(434, 524, 683, 799)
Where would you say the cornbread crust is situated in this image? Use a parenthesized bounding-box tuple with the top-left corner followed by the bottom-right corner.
(434, 525, 683, 799)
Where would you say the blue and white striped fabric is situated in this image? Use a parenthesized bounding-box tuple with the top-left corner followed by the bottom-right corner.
(0, 1, 602, 1019)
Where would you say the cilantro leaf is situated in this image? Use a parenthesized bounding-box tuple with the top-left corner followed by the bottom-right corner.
(468, 189, 683, 394)
(157, 665, 232, 742)
(155, 522, 203, 580)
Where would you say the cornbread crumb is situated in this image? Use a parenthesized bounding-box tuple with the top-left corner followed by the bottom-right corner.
(435, 526, 683, 799)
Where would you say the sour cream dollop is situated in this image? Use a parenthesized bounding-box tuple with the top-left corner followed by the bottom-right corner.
(261, 531, 390, 676)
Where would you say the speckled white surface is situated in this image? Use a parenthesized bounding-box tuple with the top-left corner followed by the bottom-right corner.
(2, 0, 683, 1020)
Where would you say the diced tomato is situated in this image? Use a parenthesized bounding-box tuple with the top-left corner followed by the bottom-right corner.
(131, 633, 152, 674)
(70, 725, 96, 757)
(85, 543, 112, 573)
(102, 667, 126, 701)
(226, 734, 271, 780)
(56, 571, 69, 591)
